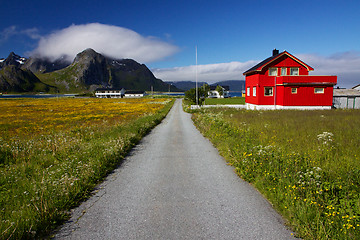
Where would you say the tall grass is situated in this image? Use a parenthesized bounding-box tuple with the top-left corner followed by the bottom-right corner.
(204, 97, 245, 105)
(192, 108, 360, 239)
(0, 98, 174, 239)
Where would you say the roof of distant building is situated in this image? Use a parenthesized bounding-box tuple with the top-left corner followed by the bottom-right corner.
(333, 89, 360, 96)
(125, 90, 145, 94)
(209, 85, 230, 91)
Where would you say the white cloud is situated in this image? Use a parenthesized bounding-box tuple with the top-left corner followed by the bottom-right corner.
(299, 51, 360, 88)
(21, 28, 41, 40)
(0, 26, 41, 43)
(153, 61, 257, 84)
(30, 23, 179, 63)
(154, 51, 360, 88)
(0, 26, 17, 42)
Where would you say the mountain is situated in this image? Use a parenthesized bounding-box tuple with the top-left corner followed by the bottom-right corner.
(0, 52, 26, 69)
(21, 56, 69, 73)
(0, 49, 180, 93)
(36, 48, 181, 93)
(211, 80, 245, 92)
(0, 65, 56, 93)
(167, 80, 245, 92)
(166, 81, 208, 91)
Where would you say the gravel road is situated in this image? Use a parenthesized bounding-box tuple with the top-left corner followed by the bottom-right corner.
(54, 99, 295, 239)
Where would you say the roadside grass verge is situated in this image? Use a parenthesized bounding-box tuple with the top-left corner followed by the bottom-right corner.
(0, 98, 174, 239)
(191, 108, 360, 239)
(204, 97, 245, 105)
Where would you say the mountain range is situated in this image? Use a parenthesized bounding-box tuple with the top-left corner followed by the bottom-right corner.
(167, 80, 245, 92)
(0, 49, 180, 93)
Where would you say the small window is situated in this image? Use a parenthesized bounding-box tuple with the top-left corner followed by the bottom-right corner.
(291, 88, 297, 94)
(264, 87, 273, 96)
(269, 68, 277, 76)
(314, 88, 324, 94)
(290, 67, 299, 75)
(247, 87, 250, 96)
(281, 68, 287, 76)
(253, 87, 257, 96)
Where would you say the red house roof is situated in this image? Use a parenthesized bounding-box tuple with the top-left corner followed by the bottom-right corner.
(243, 50, 314, 75)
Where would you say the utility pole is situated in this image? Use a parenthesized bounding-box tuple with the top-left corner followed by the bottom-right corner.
(196, 46, 198, 105)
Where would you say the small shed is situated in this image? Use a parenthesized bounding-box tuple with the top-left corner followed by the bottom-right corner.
(333, 89, 360, 109)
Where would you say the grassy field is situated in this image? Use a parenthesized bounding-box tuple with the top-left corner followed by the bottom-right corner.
(192, 108, 360, 239)
(0, 97, 174, 239)
(204, 97, 245, 105)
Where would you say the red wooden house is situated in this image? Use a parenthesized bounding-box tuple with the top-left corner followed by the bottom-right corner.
(243, 49, 337, 110)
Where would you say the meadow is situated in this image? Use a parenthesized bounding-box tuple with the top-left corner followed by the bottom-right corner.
(0, 97, 174, 239)
(204, 97, 245, 105)
(192, 108, 360, 239)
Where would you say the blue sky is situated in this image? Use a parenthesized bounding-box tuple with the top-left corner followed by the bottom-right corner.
(1, 0, 360, 87)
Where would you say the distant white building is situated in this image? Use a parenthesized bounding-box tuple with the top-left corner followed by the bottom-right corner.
(352, 84, 360, 91)
(208, 85, 230, 98)
(333, 88, 360, 109)
(95, 88, 126, 98)
(124, 90, 146, 98)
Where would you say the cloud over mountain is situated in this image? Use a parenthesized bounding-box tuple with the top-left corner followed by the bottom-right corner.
(30, 23, 179, 63)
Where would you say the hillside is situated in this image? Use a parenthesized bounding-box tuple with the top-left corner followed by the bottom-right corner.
(1, 49, 179, 93)
(166, 81, 208, 91)
(0, 65, 56, 93)
(212, 80, 245, 92)
(36, 49, 180, 93)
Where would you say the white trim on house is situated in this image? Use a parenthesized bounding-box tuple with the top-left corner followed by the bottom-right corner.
(246, 103, 331, 110)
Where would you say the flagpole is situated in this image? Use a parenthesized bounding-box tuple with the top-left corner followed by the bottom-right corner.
(196, 46, 198, 105)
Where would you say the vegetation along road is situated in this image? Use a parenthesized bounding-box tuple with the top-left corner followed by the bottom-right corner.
(54, 99, 295, 239)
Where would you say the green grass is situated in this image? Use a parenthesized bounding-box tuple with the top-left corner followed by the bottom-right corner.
(204, 97, 245, 105)
(192, 108, 360, 239)
(0, 100, 174, 239)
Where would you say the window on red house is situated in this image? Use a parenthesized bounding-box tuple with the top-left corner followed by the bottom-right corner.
(269, 68, 277, 76)
(291, 88, 297, 94)
(314, 88, 324, 94)
(281, 68, 287, 76)
(247, 87, 250, 96)
(253, 87, 257, 96)
(290, 68, 299, 75)
(264, 87, 273, 96)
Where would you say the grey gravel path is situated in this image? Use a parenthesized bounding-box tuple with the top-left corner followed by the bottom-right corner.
(54, 99, 295, 239)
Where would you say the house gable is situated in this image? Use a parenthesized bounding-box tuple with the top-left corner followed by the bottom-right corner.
(243, 51, 314, 76)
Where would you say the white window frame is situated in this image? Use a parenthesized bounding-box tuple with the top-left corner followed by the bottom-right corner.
(253, 87, 257, 97)
(247, 87, 250, 96)
(290, 67, 299, 76)
(269, 68, 278, 76)
(281, 67, 287, 76)
(314, 88, 324, 94)
(291, 88, 297, 94)
(264, 87, 273, 96)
